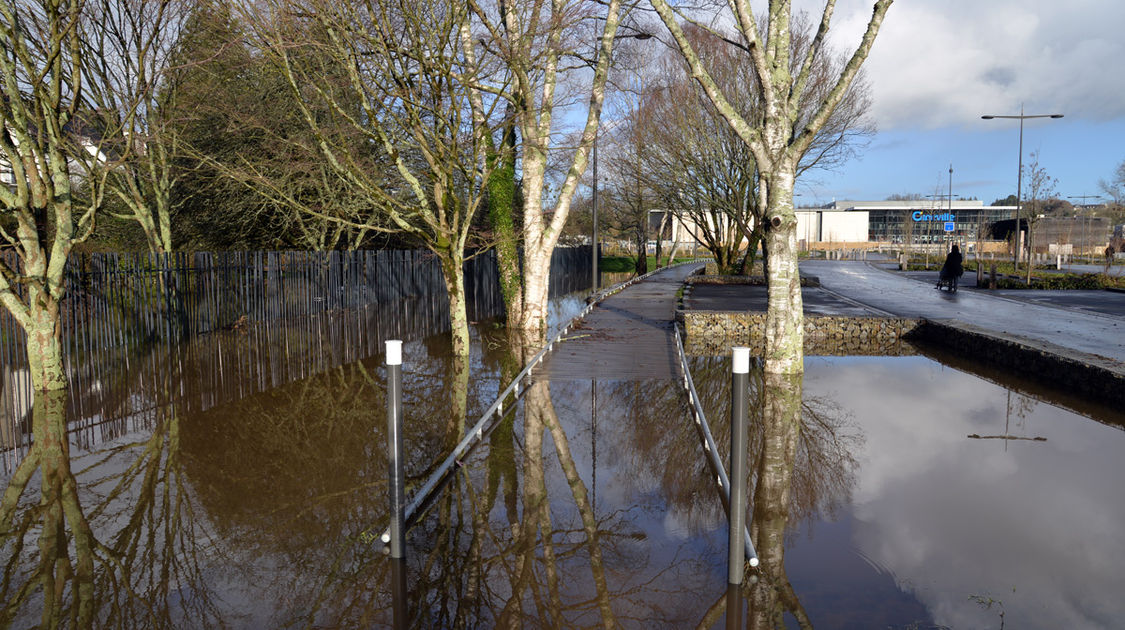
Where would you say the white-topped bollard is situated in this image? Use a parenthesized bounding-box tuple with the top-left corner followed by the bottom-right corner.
(386, 340, 405, 559)
(727, 346, 751, 628)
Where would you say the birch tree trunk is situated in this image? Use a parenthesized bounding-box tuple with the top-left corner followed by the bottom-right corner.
(648, 0, 894, 376)
(762, 166, 803, 373)
(470, 0, 623, 342)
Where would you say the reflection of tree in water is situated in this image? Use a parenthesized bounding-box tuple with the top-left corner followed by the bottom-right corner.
(684, 356, 861, 533)
(0, 390, 99, 627)
(745, 370, 812, 629)
(685, 357, 861, 629)
(1, 388, 222, 627)
(402, 333, 710, 628)
(0, 325, 497, 627)
(1, 341, 242, 627)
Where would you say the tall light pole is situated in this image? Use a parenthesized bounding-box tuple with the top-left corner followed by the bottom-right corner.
(981, 106, 1063, 269)
(592, 139, 599, 292)
(948, 163, 954, 248)
(591, 28, 652, 294)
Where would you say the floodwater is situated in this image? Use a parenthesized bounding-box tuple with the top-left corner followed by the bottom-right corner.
(2, 290, 1124, 628)
(688, 352, 1125, 630)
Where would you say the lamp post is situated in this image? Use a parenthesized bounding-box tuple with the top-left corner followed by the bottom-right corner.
(926, 187, 952, 265)
(981, 106, 1063, 270)
(590, 28, 652, 294)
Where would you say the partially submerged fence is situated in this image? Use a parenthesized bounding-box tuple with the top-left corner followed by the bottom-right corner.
(1, 247, 592, 360)
(0, 247, 593, 464)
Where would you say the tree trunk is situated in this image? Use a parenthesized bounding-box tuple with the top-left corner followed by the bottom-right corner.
(487, 119, 524, 328)
(515, 135, 553, 342)
(157, 191, 174, 254)
(658, 211, 673, 267)
(665, 240, 682, 267)
(634, 233, 648, 275)
(445, 350, 470, 445)
(438, 252, 471, 358)
(25, 292, 67, 392)
(518, 245, 552, 343)
(762, 169, 804, 376)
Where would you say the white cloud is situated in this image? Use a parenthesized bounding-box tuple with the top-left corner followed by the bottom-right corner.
(808, 356, 1125, 629)
(814, 0, 1125, 129)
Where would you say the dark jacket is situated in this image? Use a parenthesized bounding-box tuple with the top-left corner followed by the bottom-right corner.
(941, 250, 964, 279)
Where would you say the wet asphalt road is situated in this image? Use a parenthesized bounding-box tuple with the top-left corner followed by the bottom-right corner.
(800, 260, 1125, 364)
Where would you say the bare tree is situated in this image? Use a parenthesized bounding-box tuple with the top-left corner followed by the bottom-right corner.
(1099, 159, 1125, 207)
(1022, 150, 1057, 284)
(647, 0, 893, 375)
(83, 0, 186, 254)
(630, 19, 874, 276)
(0, 0, 118, 391)
(467, 0, 627, 342)
(634, 42, 755, 274)
(237, 0, 500, 357)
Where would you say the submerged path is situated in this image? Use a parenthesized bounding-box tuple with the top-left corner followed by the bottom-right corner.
(537, 264, 703, 381)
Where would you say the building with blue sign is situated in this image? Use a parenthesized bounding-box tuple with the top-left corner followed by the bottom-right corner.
(796, 200, 1017, 245)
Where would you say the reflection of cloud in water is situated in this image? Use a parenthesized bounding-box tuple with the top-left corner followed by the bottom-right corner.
(807, 356, 1125, 629)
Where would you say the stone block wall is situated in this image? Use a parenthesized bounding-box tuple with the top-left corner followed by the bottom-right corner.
(680, 310, 921, 356)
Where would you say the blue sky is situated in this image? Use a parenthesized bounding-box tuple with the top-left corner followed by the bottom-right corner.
(793, 0, 1125, 206)
(800, 118, 1125, 206)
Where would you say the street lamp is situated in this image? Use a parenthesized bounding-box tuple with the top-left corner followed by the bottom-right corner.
(591, 29, 653, 294)
(981, 106, 1063, 269)
(925, 188, 952, 266)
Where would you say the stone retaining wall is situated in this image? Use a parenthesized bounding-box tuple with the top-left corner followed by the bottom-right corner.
(682, 310, 1125, 408)
(679, 310, 920, 356)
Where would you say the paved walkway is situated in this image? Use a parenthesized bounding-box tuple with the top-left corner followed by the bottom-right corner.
(536, 264, 701, 381)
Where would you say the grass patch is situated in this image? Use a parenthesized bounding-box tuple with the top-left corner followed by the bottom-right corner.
(599, 256, 639, 273)
(900, 256, 1125, 289)
(993, 273, 1125, 290)
(599, 255, 698, 273)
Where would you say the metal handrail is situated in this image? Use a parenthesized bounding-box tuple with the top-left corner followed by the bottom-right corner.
(381, 260, 705, 546)
(672, 323, 759, 564)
